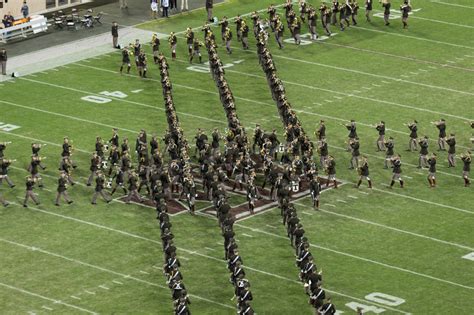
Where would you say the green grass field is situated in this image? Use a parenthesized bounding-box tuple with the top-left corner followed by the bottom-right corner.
(0, 0, 473, 314)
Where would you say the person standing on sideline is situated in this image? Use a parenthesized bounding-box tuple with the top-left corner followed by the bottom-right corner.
(162, 0, 170, 18)
(21, 1, 29, 18)
(111, 21, 119, 48)
(206, 0, 213, 22)
(170, 0, 177, 12)
(151, 0, 159, 19)
(181, 0, 189, 11)
(0, 48, 7, 76)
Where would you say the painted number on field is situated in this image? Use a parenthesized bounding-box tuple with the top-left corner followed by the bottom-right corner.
(81, 91, 129, 104)
(0, 122, 21, 132)
(344, 292, 405, 314)
(187, 60, 244, 73)
(462, 252, 474, 261)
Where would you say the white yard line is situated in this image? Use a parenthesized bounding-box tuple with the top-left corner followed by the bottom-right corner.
(98, 285, 110, 290)
(41, 306, 53, 311)
(112, 280, 123, 285)
(241, 233, 254, 237)
(301, 211, 314, 216)
(70, 295, 81, 300)
(0, 237, 234, 310)
(429, 0, 474, 10)
(83, 290, 96, 295)
(294, 202, 474, 251)
(233, 224, 474, 290)
(0, 282, 97, 314)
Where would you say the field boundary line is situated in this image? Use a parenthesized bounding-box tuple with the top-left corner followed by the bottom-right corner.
(0, 237, 234, 310)
(429, 1, 474, 10)
(0, 281, 98, 314)
(294, 201, 474, 250)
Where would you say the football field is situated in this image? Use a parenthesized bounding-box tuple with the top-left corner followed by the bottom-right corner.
(0, 0, 473, 314)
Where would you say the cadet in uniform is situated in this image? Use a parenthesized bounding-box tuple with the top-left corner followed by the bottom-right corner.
(319, 3, 331, 36)
(375, 121, 386, 151)
(432, 119, 447, 151)
(308, 6, 318, 40)
(185, 27, 194, 61)
(400, 0, 411, 29)
(120, 47, 132, 74)
(91, 171, 112, 204)
(318, 297, 336, 314)
(427, 153, 437, 188)
(241, 19, 250, 50)
(389, 155, 404, 188)
(350, 0, 359, 25)
(0, 158, 15, 188)
(309, 176, 321, 209)
(137, 50, 148, 78)
(406, 120, 418, 151)
(349, 137, 360, 169)
(365, 0, 373, 22)
(357, 156, 372, 188)
(384, 137, 394, 169)
(0, 176, 9, 206)
(151, 33, 161, 64)
(224, 27, 233, 54)
(460, 151, 471, 187)
(55, 171, 74, 206)
(344, 120, 357, 151)
(325, 155, 338, 188)
(447, 134, 456, 167)
(418, 136, 429, 168)
(235, 15, 243, 42)
(0, 141, 10, 158)
(23, 176, 40, 207)
(169, 32, 178, 60)
(381, 0, 391, 25)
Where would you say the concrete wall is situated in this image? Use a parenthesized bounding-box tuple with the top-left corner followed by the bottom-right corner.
(1, 0, 92, 20)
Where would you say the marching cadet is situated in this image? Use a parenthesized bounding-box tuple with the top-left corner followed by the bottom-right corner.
(350, 0, 359, 25)
(316, 120, 326, 141)
(447, 134, 456, 167)
(330, 0, 340, 26)
(151, 33, 161, 64)
(274, 17, 285, 49)
(211, 128, 221, 156)
(62, 137, 76, 168)
(389, 154, 404, 188)
(268, 4, 277, 27)
(309, 284, 326, 312)
(55, 171, 74, 206)
(252, 124, 263, 154)
(375, 121, 386, 151)
(339, 1, 350, 30)
(121, 137, 130, 155)
(235, 15, 243, 42)
(126, 170, 143, 203)
(344, 120, 357, 151)
(31, 143, 46, 157)
(318, 297, 337, 314)
(120, 47, 131, 74)
(219, 16, 229, 44)
(110, 128, 119, 147)
(325, 155, 338, 188)
(95, 136, 105, 159)
(107, 145, 120, 176)
(23, 175, 40, 207)
(308, 6, 318, 40)
(461, 151, 471, 187)
(224, 27, 233, 54)
(427, 153, 437, 188)
(381, 0, 391, 26)
(183, 174, 197, 214)
(349, 137, 360, 170)
(405, 120, 418, 151)
(383, 136, 394, 169)
(309, 176, 321, 209)
(0, 141, 11, 158)
(400, 0, 411, 29)
(185, 27, 194, 61)
(365, 0, 373, 22)
(246, 181, 258, 214)
(318, 138, 329, 167)
(357, 156, 372, 188)
(168, 32, 178, 60)
(28, 156, 45, 187)
(138, 164, 151, 196)
(137, 49, 148, 78)
(0, 177, 9, 207)
(59, 156, 76, 186)
(91, 171, 112, 204)
(110, 165, 128, 195)
(241, 19, 250, 50)
(133, 39, 141, 66)
(0, 158, 15, 188)
(190, 38, 203, 64)
(291, 16, 302, 45)
(418, 136, 429, 168)
(432, 119, 447, 151)
(175, 297, 191, 315)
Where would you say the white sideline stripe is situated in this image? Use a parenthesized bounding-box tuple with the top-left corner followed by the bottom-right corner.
(19, 77, 226, 125)
(112, 280, 123, 285)
(0, 100, 138, 134)
(41, 306, 53, 311)
(70, 295, 81, 300)
(373, 9, 474, 29)
(233, 224, 474, 290)
(430, 1, 474, 9)
(294, 202, 474, 251)
(353, 26, 474, 50)
(0, 282, 97, 314)
(98, 285, 110, 290)
(27, 312, 37, 315)
(0, 237, 234, 310)
(139, 270, 149, 275)
(204, 247, 216, 251)
(242, 233, 254, 237)
(0, 209, 412, 313)
(0, 130, 89, 154)
(84, 290, 95, 295)
(302, 211, 314, 216)
(373, 187, 474, 215)
(347, 195, 358, 199)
